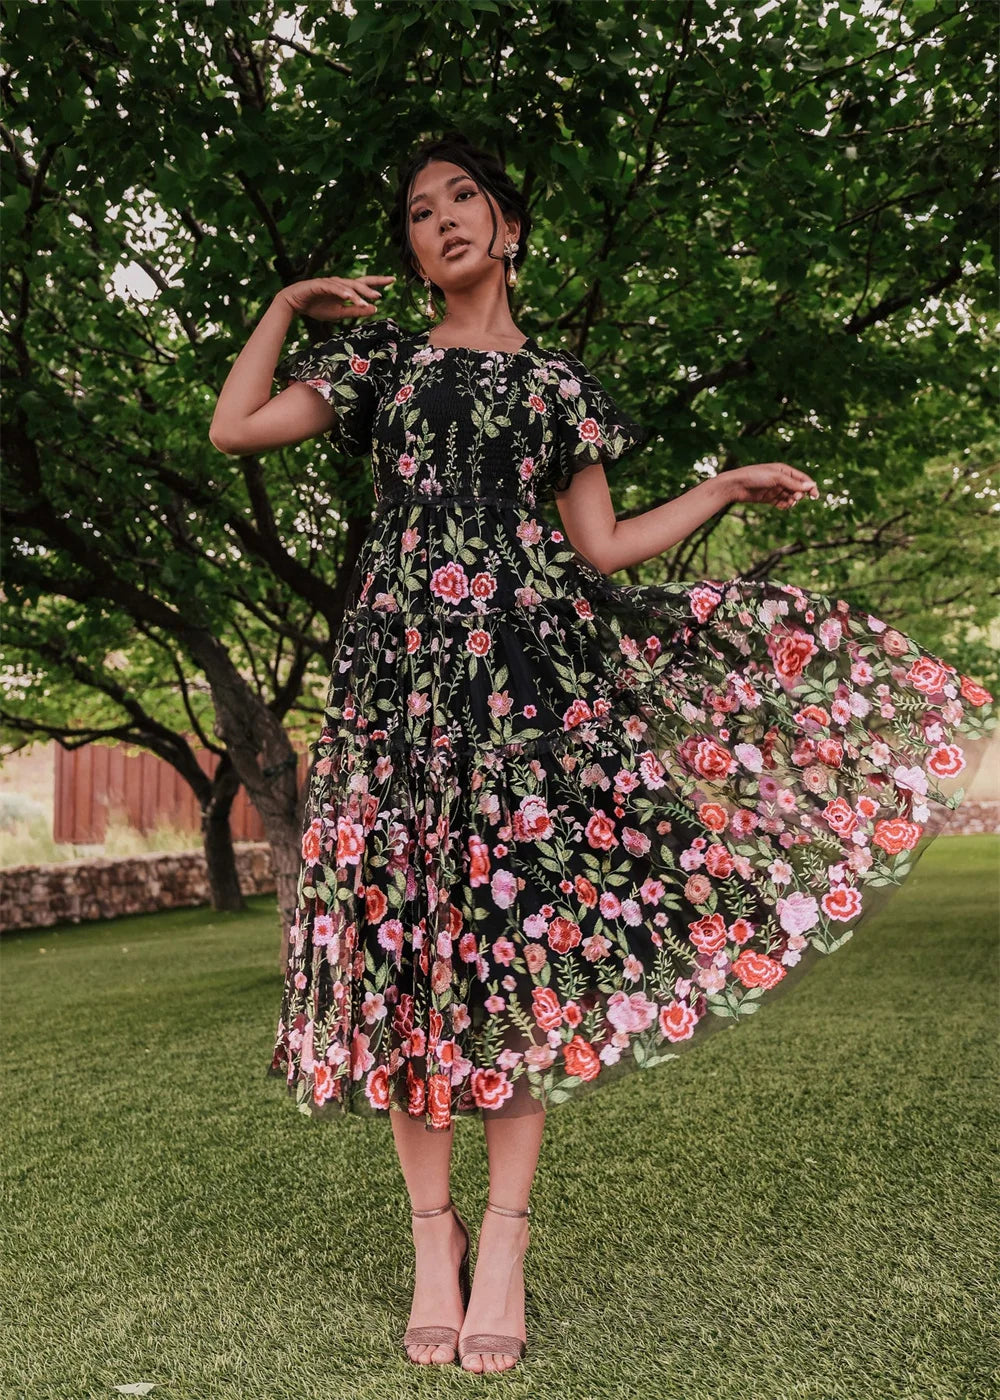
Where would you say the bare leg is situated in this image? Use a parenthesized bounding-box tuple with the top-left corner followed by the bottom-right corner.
(458, 1095, 546, 1373)
(390, 1109, 468, 1365)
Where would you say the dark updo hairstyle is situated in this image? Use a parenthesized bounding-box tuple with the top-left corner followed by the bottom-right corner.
(387, 130, 531, 318)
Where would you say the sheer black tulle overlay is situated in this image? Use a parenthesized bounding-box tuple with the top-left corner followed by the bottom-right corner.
(267, 317, 996, 1128)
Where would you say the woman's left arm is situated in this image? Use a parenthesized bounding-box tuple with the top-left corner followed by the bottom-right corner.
(555, 460, 819, 575)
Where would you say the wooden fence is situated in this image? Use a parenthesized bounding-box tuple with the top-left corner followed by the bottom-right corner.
(53, 741, 311, 844)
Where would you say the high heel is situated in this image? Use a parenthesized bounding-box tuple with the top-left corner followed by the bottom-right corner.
(401, 1196, 471, 1364)
(458, 1200, 531, 1368)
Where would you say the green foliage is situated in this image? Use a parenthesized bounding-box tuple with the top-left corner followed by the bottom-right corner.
(2, 0, 997, 769)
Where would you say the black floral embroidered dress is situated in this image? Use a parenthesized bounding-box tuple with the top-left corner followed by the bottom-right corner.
(266, 315, 996, 1129)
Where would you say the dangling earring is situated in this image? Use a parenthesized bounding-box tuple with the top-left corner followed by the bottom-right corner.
(422, 274, 436, 319)
(503, 237, 519, 287)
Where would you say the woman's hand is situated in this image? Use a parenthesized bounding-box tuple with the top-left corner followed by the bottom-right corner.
(725, 462, 819, 509)
(278, 274, 396, 322)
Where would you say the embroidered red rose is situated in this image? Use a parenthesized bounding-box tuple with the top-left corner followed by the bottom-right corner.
(468, 835, 491, 886)
(471, 571, 497, 600)
(622, 827, 650, 856)
(689, 584, 723, 624)
(796, 703, 831, 729)
(365, 887, 388, 923)
(585, 812, 618, 850)
(406, 1063, 426, 1116)
(905, 656, 950, 695)
(563, 1034, 601, 1080)
(428, 557, 467, 602)
(872, 818, 922, 855)
(816, 737, 844, 768)
(767, 625, 819, 684)
(704, 844, 734, 878)
(733, 950, 787, 989)
(926, 743, 966, 779)
(563, 699, 594, 730)
(960, 675, 993, 706)
(365, 1064, 390, 1109)
(698, 802, 729, 833)
(575, 875, 598, 907)
(822, 796, 858, 837)
(659, 1000, 698, 1041)
(430, 561, 469, 603)
(428, 1074, 453, 1129)
(336, 818, 364, 866)
(639, 751, 667, 789)
(471, 1067, 514, 1108)
(679, 734, 737, 781)
(548, 916, 582, 953)
(821, 884, 863, 921)
(301, 817, 323, 863)
(532, 985, 563, 1031)
(688, 912, 727, 955)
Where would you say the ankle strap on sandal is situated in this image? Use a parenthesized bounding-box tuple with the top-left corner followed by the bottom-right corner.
(411, 1197, 453, 1217)
(486, 1200, 531, 1217)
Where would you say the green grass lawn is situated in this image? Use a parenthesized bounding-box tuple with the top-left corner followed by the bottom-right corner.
(2, 835, 998, 1400)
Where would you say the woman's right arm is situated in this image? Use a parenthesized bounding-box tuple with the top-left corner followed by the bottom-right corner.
(208, 275, 395, 456)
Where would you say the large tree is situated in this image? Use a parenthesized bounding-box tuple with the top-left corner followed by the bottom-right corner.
(2, 0, 996, 953)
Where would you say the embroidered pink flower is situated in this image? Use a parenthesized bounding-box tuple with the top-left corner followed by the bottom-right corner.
(490, 870, 518, 909)
(431, 562, 469, 603)
(563, 699, 593, 730)
(513, 795, 554, 842)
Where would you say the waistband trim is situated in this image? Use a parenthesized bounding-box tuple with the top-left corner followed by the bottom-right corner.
(374, 493, 528, 514)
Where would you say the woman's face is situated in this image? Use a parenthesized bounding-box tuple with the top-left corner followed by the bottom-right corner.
(407, 158, 518, 292)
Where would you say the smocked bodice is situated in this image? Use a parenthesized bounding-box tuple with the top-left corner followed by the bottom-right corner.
(370, 337, 554, 505)
(274, 316, 650, 504)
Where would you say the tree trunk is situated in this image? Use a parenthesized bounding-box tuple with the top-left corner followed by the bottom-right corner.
(200, 757, 245, 911)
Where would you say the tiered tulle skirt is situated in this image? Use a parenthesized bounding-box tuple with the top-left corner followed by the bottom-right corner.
(267, 497, 996, 1128)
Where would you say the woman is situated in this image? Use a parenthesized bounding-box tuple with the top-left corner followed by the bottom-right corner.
(209, 135, 995, 1372)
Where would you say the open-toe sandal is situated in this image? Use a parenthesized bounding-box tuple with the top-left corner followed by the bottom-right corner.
(401, 1196, 471, 1364)
(458, 1200, 531, 1368)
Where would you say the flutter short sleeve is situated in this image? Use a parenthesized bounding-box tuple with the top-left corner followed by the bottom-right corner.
(274, 315, 400, 457)
(543, 347, 650, 495)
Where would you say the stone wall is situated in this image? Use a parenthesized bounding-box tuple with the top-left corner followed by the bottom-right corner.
(0, 842, 276, 933)
(1, 804, 997, 934)
(947, 799, 1000, 835)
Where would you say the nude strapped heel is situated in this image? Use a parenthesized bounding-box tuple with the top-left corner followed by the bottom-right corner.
(458, 1200, 532, 1367)
(401, 1196, 472, 1363)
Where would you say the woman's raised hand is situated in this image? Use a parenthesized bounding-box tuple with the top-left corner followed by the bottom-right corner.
(279, 274, 396, 322)
(726, 462, 820, 510)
